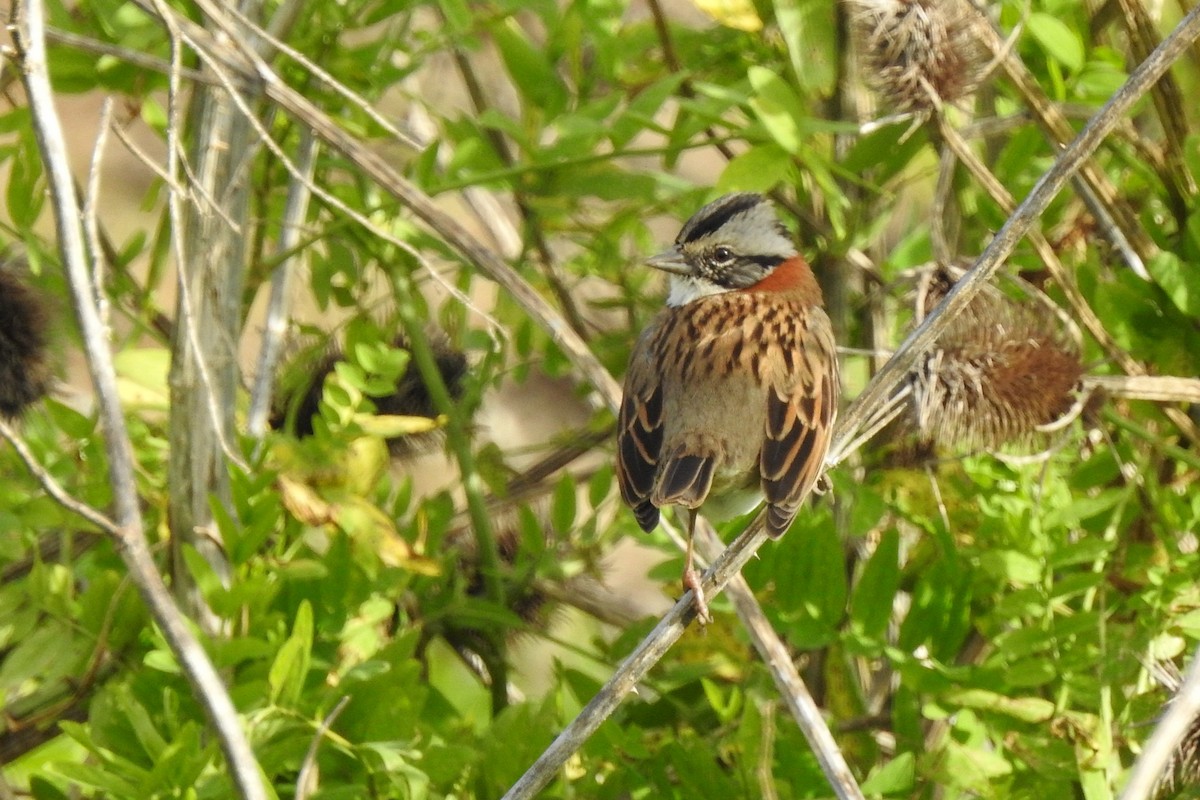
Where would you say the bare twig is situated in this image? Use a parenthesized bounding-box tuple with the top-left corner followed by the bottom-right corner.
(44, 25, 212, 84)
(694, 521, 866, 800)
(1084, 375, 1200, 404)
(934, 116, 1137, 374)
(295, 696, 350, 800)
(84, 97, 114, 330)
(140, 0, 624, 407)
(1119, 647, 1200, 800)
(968, 4, 1161, 266)
(10, 2, 266, 798)
(500, 518, 773, 800)
(0, 419, 118, 535)
(247, 128, 319, 438)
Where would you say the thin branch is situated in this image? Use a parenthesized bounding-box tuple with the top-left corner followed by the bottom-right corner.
(247, 128, 319, 438)
(295, 696, 350, 800)
(84, 97, 114, 330)
(1119, 647, 1200, 800)
(140, 0, 623, 407)
(44, 25, 213, 84)
(1084, 374, 1200, 404)
(694, 521, 866, 800)
(10, 2, 266, 798)
(968, 4, 1161, 267)
(500, 518, 772, 800)
(152, 0, 251, 476)
(170, 16, 504, 336)
(934, 116, 1148, 380)
(0, 418, 118, 535)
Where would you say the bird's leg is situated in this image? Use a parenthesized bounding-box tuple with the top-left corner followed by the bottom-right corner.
(682, 508, 712, 625)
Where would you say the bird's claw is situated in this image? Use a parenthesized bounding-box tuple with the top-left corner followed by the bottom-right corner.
(682, 566, 712, 626)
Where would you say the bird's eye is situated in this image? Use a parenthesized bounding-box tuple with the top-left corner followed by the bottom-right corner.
(712, 246, 735, 264)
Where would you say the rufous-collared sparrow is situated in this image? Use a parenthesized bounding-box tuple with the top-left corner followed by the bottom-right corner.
(617, 192, 839, 623)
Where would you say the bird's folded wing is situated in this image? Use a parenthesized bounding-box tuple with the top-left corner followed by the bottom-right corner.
(759, 321, 838, 537)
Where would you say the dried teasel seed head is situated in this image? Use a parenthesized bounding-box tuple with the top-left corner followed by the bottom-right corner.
(273, 328, 467, 457)
(849, 0, 988, 114)
(0, 265, 53, 418)
(907, 264, 1085, 452)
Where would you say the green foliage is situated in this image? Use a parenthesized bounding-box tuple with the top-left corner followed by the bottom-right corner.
(2, 0, 1200, 797)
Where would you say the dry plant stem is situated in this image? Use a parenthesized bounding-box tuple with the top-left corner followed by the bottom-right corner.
(935, 115, 1200, 445)
(934, 117, 1128, 369)
(830, 2, 1200, 466)
(1083, 374, 1200, 404)
(11, 2, 266, 798)
(438, 10, 591, 341)
(143, 0, 624, 407)
(295, 696, 350, 800)
(693, 521, 866, 800)
(500, 518, 772, 800)
(1115, 0, 1197, 205)
(0, 419, 118, 535)
(84, 97, 114, 330)
(969, 6, 1159, 264)
(247, 128, 319, 438)
(155, 0, 242, 634)
(1119, 646, 1200, 800)
(45, 26, 212, 84)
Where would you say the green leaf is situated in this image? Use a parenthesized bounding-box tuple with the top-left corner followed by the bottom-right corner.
(48, 763, 140, 797)
(1147, 251, 1200, 317)
(491, 18, 568, 116)
(1028, 12, 1084, 72)
(269, 600, 314, 706)
(851, 528, 900, 639)
(773, 0, 837, 96)
(747, 66, 805, 154)
(861, 751, 916, 795)
(1042, 488, 1125, 529)
(717, 143, 793, 193)
(978, 549, 1043, 586)
(550, 472, 577, 533)
(944, 689, 1055, 723)
(6, 141, 44, 230)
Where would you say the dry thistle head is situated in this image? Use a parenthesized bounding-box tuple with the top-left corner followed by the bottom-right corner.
(273, 328, 467, 457)
(849, 0, 988, 113)
(0, 264, 53, 418)
(907, 265, 1085, 452)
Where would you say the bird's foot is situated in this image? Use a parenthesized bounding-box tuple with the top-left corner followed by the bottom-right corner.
(682, 565, 712, 626)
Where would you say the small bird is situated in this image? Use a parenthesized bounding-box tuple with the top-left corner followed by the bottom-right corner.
(616, 193, 838, 623)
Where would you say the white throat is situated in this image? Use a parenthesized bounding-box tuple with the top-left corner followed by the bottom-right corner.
(666, 275, 724, 307)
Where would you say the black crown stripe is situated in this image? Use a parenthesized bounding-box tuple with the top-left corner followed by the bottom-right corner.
(678, 193, 763, 245)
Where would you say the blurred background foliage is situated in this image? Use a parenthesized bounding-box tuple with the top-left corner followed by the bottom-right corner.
(2, 0, 1200, 797)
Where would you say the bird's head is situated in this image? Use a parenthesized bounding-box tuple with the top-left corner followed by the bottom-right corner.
(647, 193, 799, 307)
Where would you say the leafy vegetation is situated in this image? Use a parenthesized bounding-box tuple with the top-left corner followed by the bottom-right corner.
(2, 0, 1199, 798)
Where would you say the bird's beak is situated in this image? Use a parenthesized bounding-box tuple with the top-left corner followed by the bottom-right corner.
(645, 246, 690, 276)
